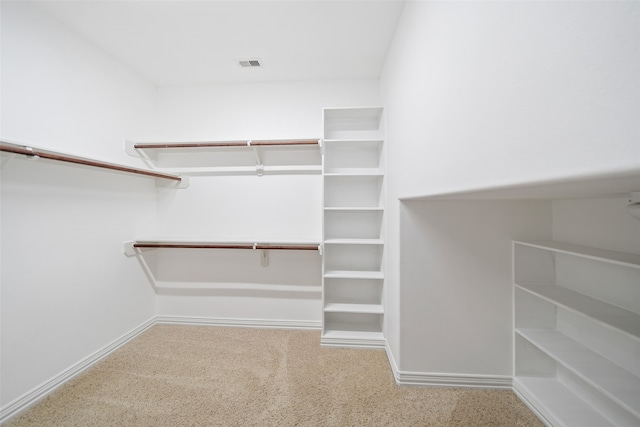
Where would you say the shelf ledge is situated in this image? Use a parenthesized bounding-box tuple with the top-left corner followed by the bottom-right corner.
(514, 377, 616, 427)
(324, 303, 384, 314)
(516, 282, 640, 339)
(515, 240, 640, 269)
(517, 328, 640, 418)
(324, 238, 384, 245)
(323, 270, 384, 280)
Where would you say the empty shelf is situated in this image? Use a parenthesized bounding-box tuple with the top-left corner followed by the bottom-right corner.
(324, 303, 384, 314)
(516, 283, 640, 339)
(515, 240, 640, 269)
(323, 238, 384, 245)
(515, 377, 615, 427)
(324, 207, 384, 212)
(517, 328, 640, 417)
(324, 270, 384, 280)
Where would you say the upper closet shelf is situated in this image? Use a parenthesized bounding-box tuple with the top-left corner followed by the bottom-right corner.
(515, 240, 640, 269)
(1, 140, 188, 188)
(125, 139, 322, 176)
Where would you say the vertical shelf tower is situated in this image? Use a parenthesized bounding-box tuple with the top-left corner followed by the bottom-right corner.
(321, 107, 385, 348)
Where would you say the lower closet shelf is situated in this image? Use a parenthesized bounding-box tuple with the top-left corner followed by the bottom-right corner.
(514, 377, 615, 427)
(324, 303, 384, 314)
(321, 329, 385, 347)
(517, 328, 640, 417)
(324, 270, 384, 280)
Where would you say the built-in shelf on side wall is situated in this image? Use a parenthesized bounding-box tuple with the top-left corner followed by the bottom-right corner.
(0, 140, 187, 187)
(125, 138, 322, 175)
(513, 240, 640, 427)
(321, 107, 385, 349)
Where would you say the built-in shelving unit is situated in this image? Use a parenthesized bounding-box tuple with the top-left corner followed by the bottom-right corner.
(513, 240, 640, 427)
(125, 139, 322, 175)
(321, 107, 385, 348)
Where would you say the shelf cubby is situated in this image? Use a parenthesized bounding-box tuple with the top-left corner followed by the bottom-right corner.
(323, 175, 383, 208)
(323, 107, 384, 140)
(324, 277, 383, 306)
(324, 209, 383, 240)
(323, 139, 383, 174)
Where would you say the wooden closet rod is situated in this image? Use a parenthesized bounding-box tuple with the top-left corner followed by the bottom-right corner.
(133, 139, 319, 149)
(133, 243, 319, 251)
(0, 141, 182, 182)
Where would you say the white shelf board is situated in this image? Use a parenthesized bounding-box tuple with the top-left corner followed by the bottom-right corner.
(324, 171, 383, 177)
(323, 270, 384, 280)
(516, 283, 640, 339)
(155, 282, 321, 294)
(320, 330, 385, 348)
(323, 207, 384, 212)
(517, 328, 640, 417)
(142, 165, 322, 176)
(323, 139, 384, 144)
(322, 329, 384, 339)
(515, 240, 640, 270)
(324, 303, 384, 314)
(514, 377, 615, 427)
(323, 238, 384, 245)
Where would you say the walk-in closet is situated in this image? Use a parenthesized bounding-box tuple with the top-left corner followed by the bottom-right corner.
(2, 1, 639, 426)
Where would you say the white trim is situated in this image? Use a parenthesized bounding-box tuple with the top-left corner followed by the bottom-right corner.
(0, 317, 156, 424)
(385, 343, 512, 389)
(512, 379, 555, 427)
(155, 315, 322, 330)
(385, 343, 402, 383)
(320, 337, 386, 349)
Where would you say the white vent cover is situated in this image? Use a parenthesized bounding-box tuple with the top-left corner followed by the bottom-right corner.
(238, 59, 262, 68)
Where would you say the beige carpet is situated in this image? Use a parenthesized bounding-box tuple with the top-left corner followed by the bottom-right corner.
(6, 325, 543, 426)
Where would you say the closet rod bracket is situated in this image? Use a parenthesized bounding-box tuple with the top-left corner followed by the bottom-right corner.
(156, 174, 190, 189)
(123, 241, 137, 257)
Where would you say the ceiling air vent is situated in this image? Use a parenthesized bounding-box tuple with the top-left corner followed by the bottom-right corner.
(238, 59, 262, 68)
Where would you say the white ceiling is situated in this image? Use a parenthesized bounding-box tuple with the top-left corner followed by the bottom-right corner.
(35, 0, 404, 86)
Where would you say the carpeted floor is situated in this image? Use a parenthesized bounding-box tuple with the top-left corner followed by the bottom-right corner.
(6, 325, 543, 426)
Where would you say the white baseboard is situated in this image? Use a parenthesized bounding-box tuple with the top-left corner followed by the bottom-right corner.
(512, 379, 554, 427)
(385, 344, 512, 389)
(155, 315, 322, 330)
(0, 317, 156, 424)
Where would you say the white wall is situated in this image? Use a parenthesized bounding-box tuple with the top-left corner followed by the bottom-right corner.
(1, 2, 157, 410)
(552, 197, 640, 255)
(382, 1, 640, 199)
(381, 1, 640, 377)
(152, 80, 379, 322)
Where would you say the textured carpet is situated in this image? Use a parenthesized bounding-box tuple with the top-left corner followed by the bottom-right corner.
(6, 325, 543, 426)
